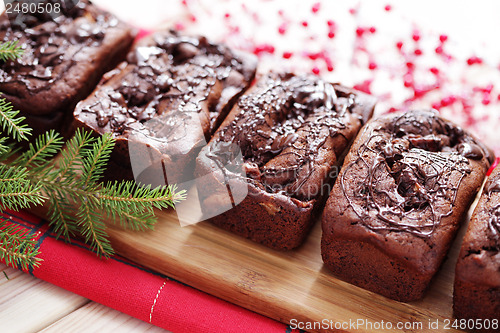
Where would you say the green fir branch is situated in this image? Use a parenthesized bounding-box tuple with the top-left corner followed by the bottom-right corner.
(76, 199, 114, 257)
(16, 130, 63, 170)
(97, 182, 186, 232)
(80, 133, 115, 187)
(0, 164, 45, 210)
(0, 219, 42, 270)
(106, 207, 157, 231)
(0, 139, 11, 157)
(56, 128, 92, 180)
(0, 40, 24, 62)
(0, 95, 185, 260)
(14, 131, 185, 257)
(98, 182, 185, 211)
(46, 194, 78, 241)
(0, 164, 29, 183)
(0, 182, 45, 210)
(0, 97, 32, 142)
(0, 141, 20, 162)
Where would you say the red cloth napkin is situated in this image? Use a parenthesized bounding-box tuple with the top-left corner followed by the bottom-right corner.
(0, 209, 300, 333)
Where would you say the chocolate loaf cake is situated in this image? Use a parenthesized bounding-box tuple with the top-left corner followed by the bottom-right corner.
(74, 30, 257, 184)
(454, 166, 500, 326)
(195, 72, 376, 250)
(0, 0, 136, 136)
(321, 109, 493, 301)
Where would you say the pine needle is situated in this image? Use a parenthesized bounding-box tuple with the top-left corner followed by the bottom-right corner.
(0, 141, 20, 162)
(0, 164, 29, 183)
(17, 130, 63, 170)
(80, 133, 115, 187)
(0, 164, 45, 210)
(56, 128, 93, 180)
(47, 194, 78, 241)
(107, 207, 157, 231)
(0, 219, 42, 270)
(76, 199, 114, 257)
(0, 40, 24, 62)
(0, 95, 186, 259)
(0, 139, 10, 156)
(0, 97, 32, 142)
(99, 182, 186, 211)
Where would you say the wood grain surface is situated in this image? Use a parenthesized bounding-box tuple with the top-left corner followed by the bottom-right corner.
(40, 302, 167, 333)
(0, 263, 170, 332)
(104, 190, 470, 333)
(0, 263, 88, 333)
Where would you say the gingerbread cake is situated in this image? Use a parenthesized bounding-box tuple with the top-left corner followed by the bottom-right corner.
(195, 72, 376, 250)
(454, 165, 500, 326)
(321, 109, 493, 301)
(0, 0, 136, 136)
(73, 29, 257, 184)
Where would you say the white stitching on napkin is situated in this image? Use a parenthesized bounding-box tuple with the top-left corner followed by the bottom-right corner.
(149, 280, 167, 323)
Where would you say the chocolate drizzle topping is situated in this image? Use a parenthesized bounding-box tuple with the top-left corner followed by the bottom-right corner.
(488, 205, 500, 239)
(486, 173, 500, 196)
(206, 73, 359, 200)
(82, 58, 216, 139)
(151, 32, 255, 130)
(340, 110, 488, 237)
(486, 172, 500, 239)
(0, 0, 115, 94)
(78, 30, 254, 141)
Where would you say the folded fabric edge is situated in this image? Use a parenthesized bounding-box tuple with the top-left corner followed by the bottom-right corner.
(0, 209, 301, 333)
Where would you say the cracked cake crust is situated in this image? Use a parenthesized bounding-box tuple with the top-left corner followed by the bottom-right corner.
(321, 109, 492, 301)
(0, 0, 136, 136)
(196, 72, 376, 250)
(454, 165, 500, 324)
(73, 29, 257, 184)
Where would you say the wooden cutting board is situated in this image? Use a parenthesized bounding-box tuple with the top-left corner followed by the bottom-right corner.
(102, 188, 468, 333)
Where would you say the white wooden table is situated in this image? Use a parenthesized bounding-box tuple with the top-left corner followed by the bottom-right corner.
(0, 263, 169, 333)
(1, 1, 500, 332)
